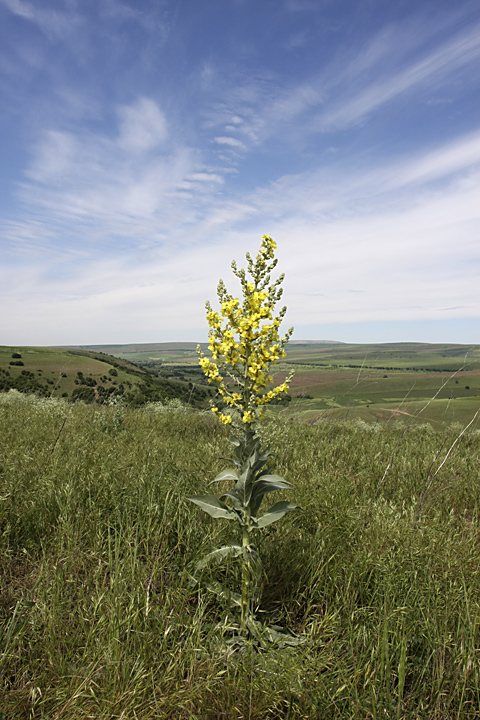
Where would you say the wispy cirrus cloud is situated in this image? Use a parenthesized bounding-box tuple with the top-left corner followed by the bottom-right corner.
(318, 23, 480, 131)
(0, 0, 83, 45)
(214, 136, 246, 149)
(3, 126, 479, 344)
(117, 98, 168, 153)
(1, 0, 478, 345)
(3, 96, 230, 258)
(203, 14, 480, 154)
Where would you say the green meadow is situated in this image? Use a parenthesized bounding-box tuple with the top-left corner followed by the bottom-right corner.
(1, 393, 480, 718)
(0, 346, 212, 408)
(1, 341, 480, 717)
(84, 341, 480, 427)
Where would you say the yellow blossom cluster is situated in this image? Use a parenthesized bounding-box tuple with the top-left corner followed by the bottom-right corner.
(197, 235, 294, 426)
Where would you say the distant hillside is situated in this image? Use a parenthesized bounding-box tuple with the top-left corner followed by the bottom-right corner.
(0, 346, 213, 407)
(73, 340, 480, 427)
(78, 340, 480, 373)
(70, 342, 202, 354)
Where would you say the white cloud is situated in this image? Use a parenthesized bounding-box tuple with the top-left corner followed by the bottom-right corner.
(200, 16, 480, 153)
(318, 23, 480, 130)
(25, 130, 77, 183)
(186, 172, 224, 184)
(390, 130, 480, 188)
(0, 0, 82, 41)
(214, 136, 246, 149)
(5, 97, 216, 254)
(1, 3, 479, 345)
(1, 0, 33, 19)
(117, 97, 168, 153)
(269, 83, 322, 124)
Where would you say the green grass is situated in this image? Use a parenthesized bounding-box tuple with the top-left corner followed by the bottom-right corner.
(77, 341, 480, 427)
(1, 392, 480, 717)
(284, 342, 480, 372)
(0, 345, 143, 396)
(0, 346, 212, 408)
(85, 341, 480, 373)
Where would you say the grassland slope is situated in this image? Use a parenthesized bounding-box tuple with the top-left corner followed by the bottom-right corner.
(1, 395, 479, 717)
(0, 345, 212, 407)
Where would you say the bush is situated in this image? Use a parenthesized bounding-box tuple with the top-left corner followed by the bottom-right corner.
(70, 386, 96, 403)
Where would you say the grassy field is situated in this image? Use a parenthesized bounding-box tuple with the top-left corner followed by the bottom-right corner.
(283, 342, 480, 372)
(1, 393, 480, 718)
(2, 343, 479, 427)
(80, 342, 480, 428)
(83, 341, 480, 372)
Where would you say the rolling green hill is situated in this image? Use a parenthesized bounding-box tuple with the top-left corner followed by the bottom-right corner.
(0, 346, 213, 407)
(2, 342, 479, 426)
(80, 341, 480, 426)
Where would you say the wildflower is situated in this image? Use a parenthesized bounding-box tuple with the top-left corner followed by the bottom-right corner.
(197, 235, 294, 425)
(190, 235, 298, 638)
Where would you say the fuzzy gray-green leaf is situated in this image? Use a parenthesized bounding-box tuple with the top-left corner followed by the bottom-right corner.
(195, 543, 243, 571)
(254, 501, 298, 528)
(188, 495, 236, 520)
(211, 468, 240, 484)
(255, 474, 292, 489)
(220, 489, 243, 510)
(250, 475, 293, 515)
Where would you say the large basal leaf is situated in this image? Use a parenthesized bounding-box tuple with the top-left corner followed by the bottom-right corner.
(205, 581, 242, 607)
(254, 501, 298, 528)
(188, 495, 236, 520)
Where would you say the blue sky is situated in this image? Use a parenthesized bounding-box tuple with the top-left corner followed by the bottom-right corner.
(1, 0, 479, 346)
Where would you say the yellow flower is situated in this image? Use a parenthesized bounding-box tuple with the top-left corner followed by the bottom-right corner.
(198, 235, 294, 428)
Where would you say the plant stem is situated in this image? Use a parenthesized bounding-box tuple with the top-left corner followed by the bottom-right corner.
(241, 522, 250, 631)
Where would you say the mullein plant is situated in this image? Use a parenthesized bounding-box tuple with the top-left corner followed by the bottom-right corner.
(189, 235, 298, 642)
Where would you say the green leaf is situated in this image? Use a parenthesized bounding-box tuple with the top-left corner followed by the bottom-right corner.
(254, 501, 298, 529)
(255, 474, 292, 489)
(188, 495, 236, 520)
(204, 580, 242, 607)
(195, 543, 243, 571)
(210, 468, 239, 484)
(250, 475, 293, 515)
(233, 469, 248, 505)
(220, 490, 243, 510)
